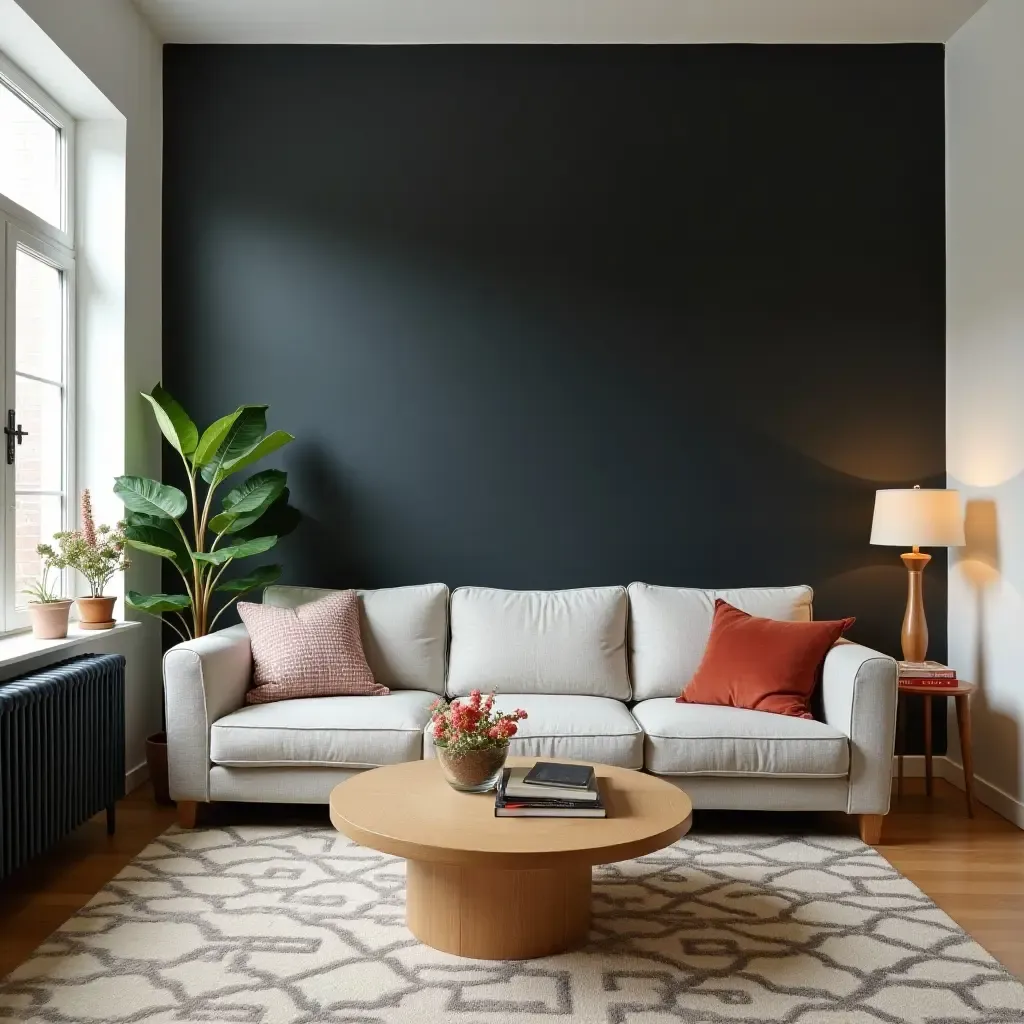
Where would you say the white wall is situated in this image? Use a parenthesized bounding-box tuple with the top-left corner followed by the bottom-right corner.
(946, 0, 1024, 828)
(1, 0, 163, 782)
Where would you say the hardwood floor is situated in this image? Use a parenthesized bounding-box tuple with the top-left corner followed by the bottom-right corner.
(0, 786, 173, 979)
(1, 777, 1022, 980)
(876, 777, 1024, 979)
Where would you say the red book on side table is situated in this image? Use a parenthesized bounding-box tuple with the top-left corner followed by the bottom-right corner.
(898, 660, 958, 689)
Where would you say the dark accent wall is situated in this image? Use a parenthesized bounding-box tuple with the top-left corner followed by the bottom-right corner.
(163, 44, 946, 748)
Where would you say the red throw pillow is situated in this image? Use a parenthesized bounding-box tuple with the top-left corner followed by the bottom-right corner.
(677, 599, 854, 719)
(238, 591, 389, 704)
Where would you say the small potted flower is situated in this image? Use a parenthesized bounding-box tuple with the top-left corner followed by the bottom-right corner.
(430, 690, 527, 792)
(22, 554, 72, 639)
(44, 490, 130, 630)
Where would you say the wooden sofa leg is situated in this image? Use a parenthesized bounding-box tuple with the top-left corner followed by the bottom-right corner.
(859, 813, 884, 845)
(177, 800, 201, 829)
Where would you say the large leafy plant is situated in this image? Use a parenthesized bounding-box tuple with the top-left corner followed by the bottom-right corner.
(114, 385, 299, 641)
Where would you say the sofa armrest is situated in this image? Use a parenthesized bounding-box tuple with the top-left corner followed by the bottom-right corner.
(821, 641, 898, 815)
(163, 624, 252, 801)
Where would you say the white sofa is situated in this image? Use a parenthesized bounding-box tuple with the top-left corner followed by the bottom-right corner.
(163, 582, 898, 842)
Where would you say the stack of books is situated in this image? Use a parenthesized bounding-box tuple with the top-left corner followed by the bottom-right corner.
(495, 761, 606, 818)
(898, 660, 958, 689)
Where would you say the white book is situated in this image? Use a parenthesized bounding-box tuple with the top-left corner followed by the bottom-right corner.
(897, 660, 957, 678)
(503, 766, 599, 802)
(495, 805, 606, 818)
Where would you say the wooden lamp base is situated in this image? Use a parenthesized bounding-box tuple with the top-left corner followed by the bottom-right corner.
(900, 548, 931, 663)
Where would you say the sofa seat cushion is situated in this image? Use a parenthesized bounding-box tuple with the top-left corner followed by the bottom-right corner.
(210, 691, 437, 769)
(424, 694, 644, 769)
(633, 699, 849, 778)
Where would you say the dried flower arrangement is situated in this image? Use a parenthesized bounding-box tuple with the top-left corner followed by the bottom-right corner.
(37, 490, 130, 598)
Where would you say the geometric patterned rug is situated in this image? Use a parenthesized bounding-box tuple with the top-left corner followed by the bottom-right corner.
(1, 826, 1022, 1023)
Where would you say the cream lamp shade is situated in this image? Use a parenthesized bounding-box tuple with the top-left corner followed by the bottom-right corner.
(870, 486, 963, 664)
(870, 488, 965, 548)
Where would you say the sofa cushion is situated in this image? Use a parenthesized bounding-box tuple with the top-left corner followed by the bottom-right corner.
(264, 583, 449, 694)
(678, 599, 854, 719)
(424, 694, 643, 768)
(447, 587, 630, 698)
(627, 583, 814, 700)
(210, 691, 437, 768)
(239, 591, 387, 704)
(633, 698, 849, 777)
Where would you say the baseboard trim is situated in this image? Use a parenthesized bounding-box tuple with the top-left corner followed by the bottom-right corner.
(942, 756, 1024, 830)
(891, 754, 1024, 829)
(125, 761, 149, 794)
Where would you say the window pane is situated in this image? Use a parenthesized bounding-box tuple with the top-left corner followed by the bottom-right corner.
(15, 249, 63, 381)
(15, 376, 62, 491)
(14, 494, 63, 609)
(0, 80, 60, 228)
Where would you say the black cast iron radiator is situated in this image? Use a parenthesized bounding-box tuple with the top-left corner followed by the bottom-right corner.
(0, 653, 125, 881)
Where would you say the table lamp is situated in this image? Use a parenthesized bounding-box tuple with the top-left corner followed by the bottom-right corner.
(870, 486, 965, 662)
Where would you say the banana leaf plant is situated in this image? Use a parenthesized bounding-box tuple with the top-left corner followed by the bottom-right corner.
(114, 385, 300, 642)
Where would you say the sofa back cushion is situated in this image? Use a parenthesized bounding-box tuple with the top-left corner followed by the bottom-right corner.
(628, 583, 814, 700)
(447, 587, 630, 699)
(263, 583, 449, 694)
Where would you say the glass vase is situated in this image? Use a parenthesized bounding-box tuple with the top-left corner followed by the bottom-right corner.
(436, 744, 509, 793)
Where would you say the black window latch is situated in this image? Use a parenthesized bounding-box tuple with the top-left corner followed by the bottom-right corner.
(5, 410, 28, 465)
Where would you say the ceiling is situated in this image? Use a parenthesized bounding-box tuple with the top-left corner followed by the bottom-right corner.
(132, 0, 987, 45)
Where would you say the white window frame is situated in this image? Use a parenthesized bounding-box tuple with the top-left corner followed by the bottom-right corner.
(0, 53, 76, 633)
(0, 51, 75, 248)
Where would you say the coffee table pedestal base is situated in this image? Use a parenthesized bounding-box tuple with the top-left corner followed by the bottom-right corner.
(406, 860, 591, 960)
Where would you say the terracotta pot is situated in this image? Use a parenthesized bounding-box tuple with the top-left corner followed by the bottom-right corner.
(28, 600, 73, 639)
(146, 732, 173, 805)
(76, 595, 117, 630)
(436, 744, 509, 793)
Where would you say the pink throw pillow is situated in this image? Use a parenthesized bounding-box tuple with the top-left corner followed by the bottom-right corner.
(238, 590, 388, 704)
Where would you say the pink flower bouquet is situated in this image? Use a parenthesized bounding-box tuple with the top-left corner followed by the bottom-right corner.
(430, 690, 527, 792)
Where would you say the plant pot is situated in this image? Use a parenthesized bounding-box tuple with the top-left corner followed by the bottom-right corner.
(76, 595, 117, 630)
(436, 744, 509, 793)
(27, 600, 73, 639)
(146, 732, 173, 805)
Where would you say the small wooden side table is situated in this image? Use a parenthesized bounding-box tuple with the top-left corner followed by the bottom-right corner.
(896, 680, 976, 817)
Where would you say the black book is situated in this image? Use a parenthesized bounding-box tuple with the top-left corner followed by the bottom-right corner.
(522, 761, 595, 790)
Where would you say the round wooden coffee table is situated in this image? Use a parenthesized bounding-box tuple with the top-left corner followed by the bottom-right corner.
(329, 757, 692, 960)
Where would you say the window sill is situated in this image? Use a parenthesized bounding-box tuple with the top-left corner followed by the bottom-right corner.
(0, 621, 140, 672)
